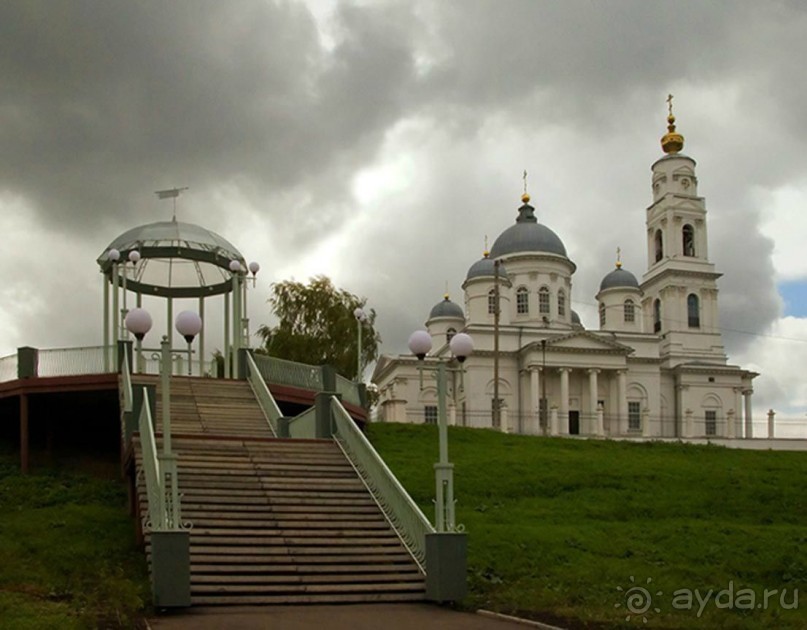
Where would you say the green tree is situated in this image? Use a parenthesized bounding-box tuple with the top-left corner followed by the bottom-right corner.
(256, 276, 381, 380)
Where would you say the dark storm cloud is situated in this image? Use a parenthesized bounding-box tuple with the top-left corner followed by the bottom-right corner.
(0, 0, 420, 244)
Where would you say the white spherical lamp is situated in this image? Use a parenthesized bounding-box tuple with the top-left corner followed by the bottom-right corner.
(354, 307, 367, 322)
(248, 261, 260, 275)
(175, 310, 203, 343)
(125, 308, 153, 341)
(408, 330, 432, 360)
(449, 332, 474, 363)
(128, 250, 141, 264)
(107, 248, 121, 262)
(229, 260, 242, 273)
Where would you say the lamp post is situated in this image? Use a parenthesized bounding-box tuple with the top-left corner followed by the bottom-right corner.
(107, 249, 121, 366)
(125, 307, 153, 373)
(354, 307, 367, 381)
(408, 329, 474, 533)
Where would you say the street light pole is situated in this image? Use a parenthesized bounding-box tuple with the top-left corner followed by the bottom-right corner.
(409, 330, 473, 533)
(354, 307, 367, 381)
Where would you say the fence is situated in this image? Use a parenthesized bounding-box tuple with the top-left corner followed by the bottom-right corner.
(332, 397, 434, 571)
(250, 353, 324, 391)
(0, 354, 17, 383)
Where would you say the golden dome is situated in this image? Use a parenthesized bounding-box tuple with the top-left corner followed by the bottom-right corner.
(661, 95, 684, 154)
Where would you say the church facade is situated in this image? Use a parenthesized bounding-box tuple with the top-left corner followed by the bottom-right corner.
(372, 107, 758, 439)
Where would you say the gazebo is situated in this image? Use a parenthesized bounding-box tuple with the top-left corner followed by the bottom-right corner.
(96, 218, 258, 377)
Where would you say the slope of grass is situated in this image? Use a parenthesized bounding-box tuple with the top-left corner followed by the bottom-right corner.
(0, 454, 149, 629)
(367, 423, 806, 629)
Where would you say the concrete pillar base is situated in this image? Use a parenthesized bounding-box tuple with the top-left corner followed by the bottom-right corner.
(150, 530, 190, 608)
(425, 532, 467, 602)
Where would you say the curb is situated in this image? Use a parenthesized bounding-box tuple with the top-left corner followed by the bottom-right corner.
(476, 609, 567, 630)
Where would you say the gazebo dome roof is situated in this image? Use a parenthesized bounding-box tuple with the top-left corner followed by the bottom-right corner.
(97, 219, 246, 298)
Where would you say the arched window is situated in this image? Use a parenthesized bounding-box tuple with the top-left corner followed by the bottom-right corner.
(683, 224, 695, 257)
(558, 289, 566, 317)
(488, 289, 496, 315)
(653, 298, 661, 333)
(538, 287, 550, 314)
(624, 299, 635, 323)
(446, 327, 456, 343)
(599, 302, 606, 327)
(516, 287, 529, 314)
(687, 293, 700, 328)
(654, 229, 664, 262)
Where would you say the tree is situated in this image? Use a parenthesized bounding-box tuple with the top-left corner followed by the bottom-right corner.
(256, 276, 381, 380)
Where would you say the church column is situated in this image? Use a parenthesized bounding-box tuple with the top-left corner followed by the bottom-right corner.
(744, 389, 753, 439)
(617, 370, 627, 436)
(587, 369, 599, 436)
(733, 387, 744, 437)
(529, 367, 540, 435)
(559, 368, 570, 436)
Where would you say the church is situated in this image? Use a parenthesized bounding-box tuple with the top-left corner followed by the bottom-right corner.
(372, 103, 758, 439)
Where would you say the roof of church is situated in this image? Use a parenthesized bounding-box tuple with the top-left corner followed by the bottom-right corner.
(489, 201, 568, 258)
(466, 254, 508, 281)
(429, 295, 464, 320)
(599, 265, 640, 291)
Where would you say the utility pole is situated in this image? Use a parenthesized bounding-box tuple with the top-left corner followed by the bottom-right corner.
(493, 259, 501, 429)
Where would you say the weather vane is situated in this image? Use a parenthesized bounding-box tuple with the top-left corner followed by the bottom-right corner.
(155, 187, 189, 221)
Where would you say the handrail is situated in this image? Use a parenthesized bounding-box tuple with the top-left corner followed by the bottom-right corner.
(121, 345, 133, 414)
(0, 353, 17, 383)
(335, 373, 362, 407)
(137, 388, 165, 531)
(251, 353, 324, 391)
(331, 397, 435, 571)
(245, 352, 281, 436)
(287, 406, 317, 439)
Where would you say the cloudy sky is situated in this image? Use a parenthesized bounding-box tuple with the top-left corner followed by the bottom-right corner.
(1, 1, 806, 431)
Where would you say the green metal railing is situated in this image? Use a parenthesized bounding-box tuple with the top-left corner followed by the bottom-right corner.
(121, 346, 133, 414)
(251, 353, 324, 391)
(331, 397, 434, 571)
(245, 352, 281, 436)
(37, 346, 114, 378)
(335, 373, 362, 407)
(288, 406, 317, 439)
(0, 354, 17, 383)
(137, 388, 166, 531)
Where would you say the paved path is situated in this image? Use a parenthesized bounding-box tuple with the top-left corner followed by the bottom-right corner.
(148, 603, 532, 630)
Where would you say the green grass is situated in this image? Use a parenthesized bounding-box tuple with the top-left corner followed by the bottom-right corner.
(367, 423, 807, 629)
(0, 454, 149, 629)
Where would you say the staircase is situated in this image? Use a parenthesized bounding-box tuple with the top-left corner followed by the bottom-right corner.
(131, 377, 426, 605)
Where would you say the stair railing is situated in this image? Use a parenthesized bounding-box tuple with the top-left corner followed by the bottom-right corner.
(137, 387, 166, 530)
(245, 352, 281, 436)
(331, 397, 435, 571)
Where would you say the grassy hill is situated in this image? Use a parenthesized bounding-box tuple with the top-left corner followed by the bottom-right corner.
(0, 453, 149, 629)
(367, 423, 806, 629)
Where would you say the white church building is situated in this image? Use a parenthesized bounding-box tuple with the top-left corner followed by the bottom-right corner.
(372, 107, 758, 439)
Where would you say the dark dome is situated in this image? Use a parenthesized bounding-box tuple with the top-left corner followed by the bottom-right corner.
(489, 202, 567, 258)
(466, 256, 508, 281)
(429, 296, 464, 320)
(571, 310, 582, 325)
(599, 266, 640, 291)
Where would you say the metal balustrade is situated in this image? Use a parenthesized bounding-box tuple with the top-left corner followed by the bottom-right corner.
(245, 352, 281, 436)
(331, 397, 434, 571)
(37, 346, 114, 378)
(137, 388, 166, 531)
(287, 406, 317, 439)
(251, 353, 324, 391)
(335, 373, 362, 407)
(0, 354, 17, 383)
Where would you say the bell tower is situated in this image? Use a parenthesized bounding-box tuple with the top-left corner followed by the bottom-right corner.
(641, 96, 727, 366)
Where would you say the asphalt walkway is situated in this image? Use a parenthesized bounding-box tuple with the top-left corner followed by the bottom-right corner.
(148, 603, 538, 630)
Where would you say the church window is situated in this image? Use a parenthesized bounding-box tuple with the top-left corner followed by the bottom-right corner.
(539, 287, 550, 314)
(488, 289, 496, 315)
(687, 293, 700, 328)
(558, 289, 566, 317)
(624, 299, 635, 323)
(628, 401, 641, 431)
(705, 410, 717, 436)
(654, 229, 664, 262)
(516, 287, 529, 314)
(446, 328, 456, 343)
(653, 299, 661, 333)
(599, 302, 606, 327)
(424, 405, 437, 425)
(683, 224, 696, 257)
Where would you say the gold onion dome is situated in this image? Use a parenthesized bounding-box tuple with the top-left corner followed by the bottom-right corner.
(661, 94, 684, 154)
